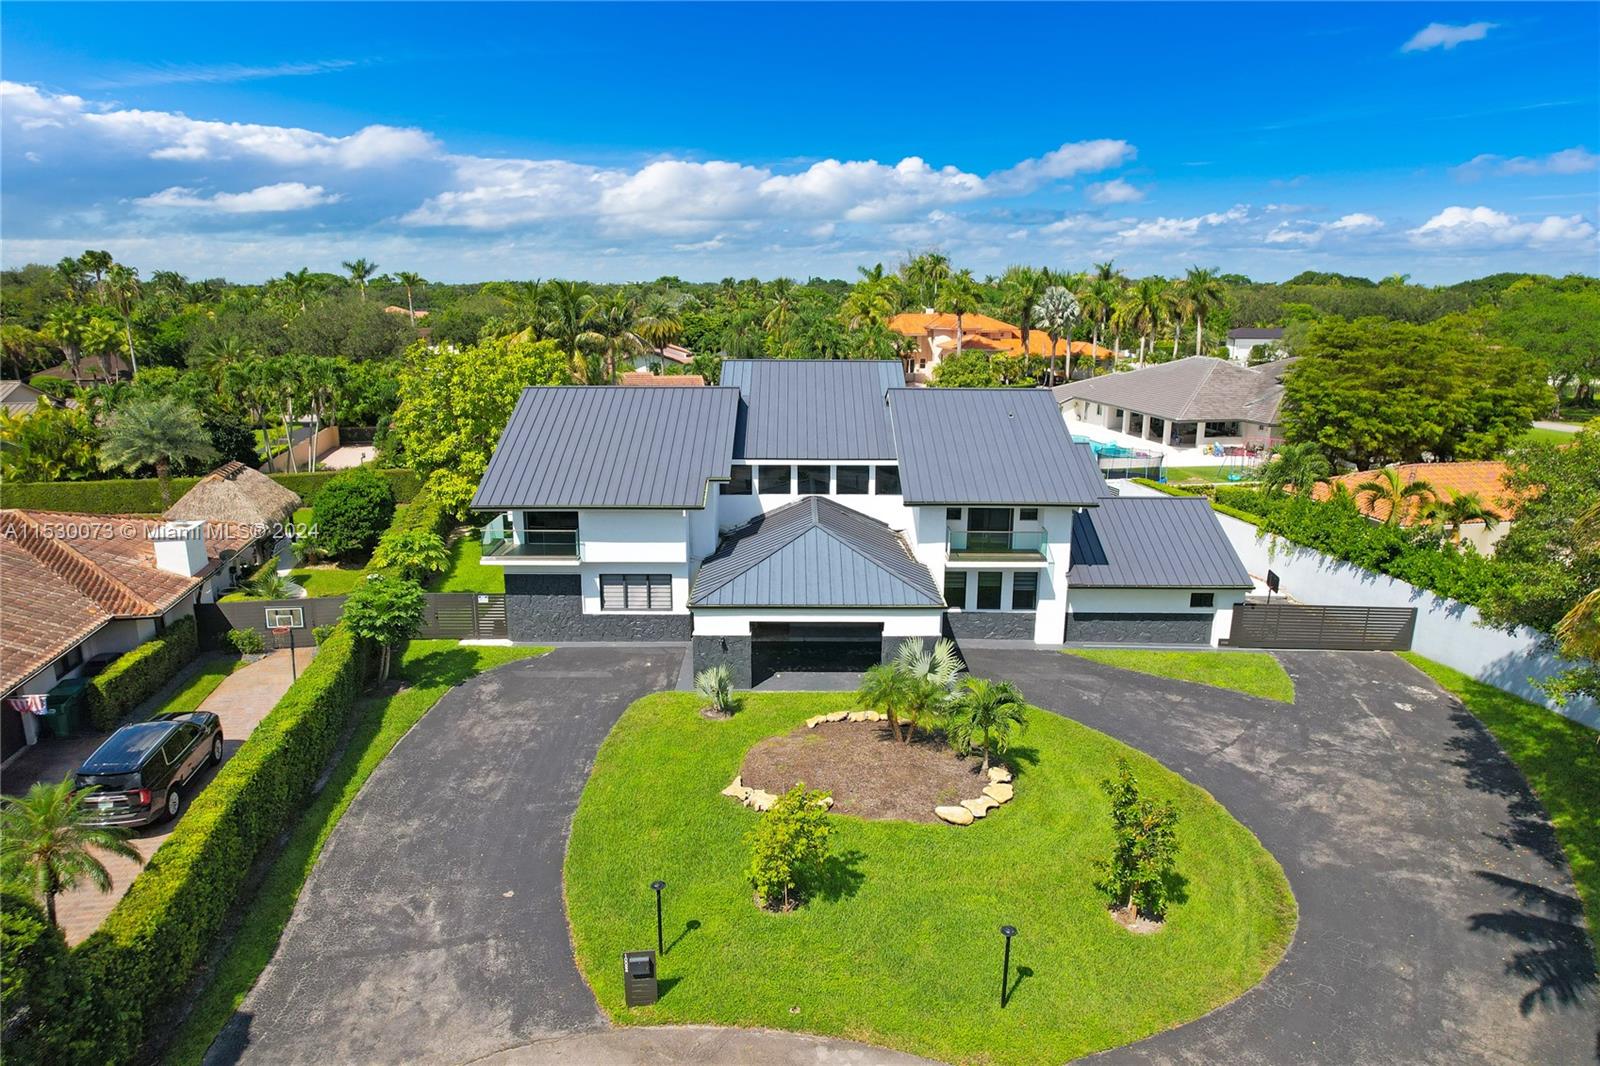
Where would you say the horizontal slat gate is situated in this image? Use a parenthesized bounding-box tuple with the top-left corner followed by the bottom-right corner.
(200, 593, 507, 644)
(1228, 603, 1416, 651)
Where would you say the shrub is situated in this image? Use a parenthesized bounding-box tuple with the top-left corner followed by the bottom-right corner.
(70, 626, 370, 1064)
(311, 624, 336, 646)
(312, 466, 396, 560)
(745, 784, 834, 911)
(85, 616, 198, 731)
(1094, 759, 1180, 921)
(226, 627, 265, 655)
(694, 665, 735, 715)
(0, 469, 420, 515)
(1, 884, 81, 1064)
(365, 473, 458, 581)
(342, 575, 425, 681)
(370, 529, 449, 583)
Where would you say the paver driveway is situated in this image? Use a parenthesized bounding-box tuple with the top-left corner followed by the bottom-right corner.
(962, 647, 1597, 1065)
(208, 645, 683, 1066)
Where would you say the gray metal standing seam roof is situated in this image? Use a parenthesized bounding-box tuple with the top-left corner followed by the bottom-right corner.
(690, 495, 942, 608)
(887, 388, 1109, 506)
(1050, 357, 1292, 425)
(1067, 496, 1252, 588)
(720, 359, 903, 460)
(471, 386, 739, 509)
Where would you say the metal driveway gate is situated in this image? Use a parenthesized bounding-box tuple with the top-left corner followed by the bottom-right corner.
(1228, 603, 1416, 651)
(419, 593, 507, 640)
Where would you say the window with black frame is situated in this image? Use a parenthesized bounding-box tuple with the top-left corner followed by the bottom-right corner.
(976, 571, 1003, 610)
(758, 465, 792, 494)
(722, 465, 752, 495)
(835, 465, 868, 494)
(874, 465, 900, 495)
(943, 569, 968, 609)
(797, 465, 830, 494)
(1012, 571, 1038, 610)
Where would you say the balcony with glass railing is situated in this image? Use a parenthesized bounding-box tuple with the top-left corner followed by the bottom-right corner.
(946, 528, 1047, 560)
(481, 514, 582, 560)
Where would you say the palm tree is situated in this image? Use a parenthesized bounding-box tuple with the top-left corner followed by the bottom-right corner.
(224, 357, 278, 466)
(579, 291, 643, 384)
(279, 267, 316, 311)
(1260, 442, 1332, 496)
(891, 637, 965, 743)
(946, 677, 1028, 773)
(104, 263, 142, 377)
(857, 661, 912, 741)
(42, 306, 88, 382)
(1554, 499, 1600, 663)
(99, 396, 218, 505)
(901, 251, 951, 309)
(81, 316, 125, 382)
(636, 296, 684, 372)
(1087, 277, 1121, 361)
(301, 356, 341, 471)
(1034, 285, 1079, 383)
(1423, 491, 1501, 542)
(79, 249, 113, 300)
(1181, 266, 1226, 358)
(546, 280, 588, 374)
(55, 255, 88, 303)
(271, 357, 309, 473)
(1355, 467, 1436, 525)
(1123, 277, 1171, 367)
(342, 257, 377, 300)
(1000, 265, 1047, 363)
(1, 779, 144, 927)
(394, 271, 424, 321)
(937, 269, 982, 363)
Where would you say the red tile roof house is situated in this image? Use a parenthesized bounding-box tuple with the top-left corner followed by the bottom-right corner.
(0, 510, 236, 766)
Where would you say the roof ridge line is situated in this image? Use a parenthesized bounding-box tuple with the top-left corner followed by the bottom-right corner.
(2, 510, 158, 615)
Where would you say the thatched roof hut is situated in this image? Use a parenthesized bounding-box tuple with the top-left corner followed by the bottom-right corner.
(164, 461, 301, 550)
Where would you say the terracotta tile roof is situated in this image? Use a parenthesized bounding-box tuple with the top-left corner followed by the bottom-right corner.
(620, 372, 705, 386)
(1, 510, 224, 693)
(888, 311, 1113, 361)
(1313, 462, 1520, 525)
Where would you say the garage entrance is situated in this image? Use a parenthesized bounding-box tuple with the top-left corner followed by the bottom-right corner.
(750, 622, 884, 685)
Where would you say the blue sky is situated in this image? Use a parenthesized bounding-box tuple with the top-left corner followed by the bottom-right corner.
(2, 2, 1596, 283)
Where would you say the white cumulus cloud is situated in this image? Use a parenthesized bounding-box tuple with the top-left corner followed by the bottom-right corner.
(1265, 212, 1384, 245)
(1117, 206, 1249, 244)
(1452, 146, 1600, 180)
(135, 182, 340, 213)
(1409, 205, 1596, 247)
(1402, 22, 1496, 52)
(1086, 178, 1145, 205)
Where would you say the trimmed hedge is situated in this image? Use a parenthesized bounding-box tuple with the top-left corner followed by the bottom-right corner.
(365, 473, 455, 579)
(1, 885, 81, 1064)
(1132, 479, 1265, 527)
(69, 625, 371, 1064)
(1, 468, 421, 515)
(85, 616, 199, 731)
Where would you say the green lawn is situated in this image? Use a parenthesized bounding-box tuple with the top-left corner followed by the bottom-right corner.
(431, 536, 504, 594)
(1400, 654, 1599, 965)
(163, 640, 549, 1066)
(1064, 649, 1296, 703)
(565, 692, 1295, 1066)
(1513, 426, 1579, 448)
(152, 656, 243, 716)
(286, 563, 368, 597)
(1162, 465, 1259, 485)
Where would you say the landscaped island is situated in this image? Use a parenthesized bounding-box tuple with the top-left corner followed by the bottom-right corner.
(565, 690, 1296, 1065)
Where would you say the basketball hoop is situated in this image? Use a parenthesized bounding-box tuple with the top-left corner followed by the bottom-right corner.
(270, 626, 290, 637)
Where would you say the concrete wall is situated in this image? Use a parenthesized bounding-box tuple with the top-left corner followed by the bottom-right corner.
(505, 573, 691, 643)
(262, 425, 340, 474)
(1214, 511, 1599, 728)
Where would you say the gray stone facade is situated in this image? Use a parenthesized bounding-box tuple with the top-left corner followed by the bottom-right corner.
(505, 573, 692, 643)
(692, 635, 753, 689)
(945, 611, 1037, 640)
(1066, 612, 1212, 645)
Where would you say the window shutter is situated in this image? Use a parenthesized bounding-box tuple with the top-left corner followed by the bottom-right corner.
(601, 576, 626, 610)
(648, 574, 671, 610)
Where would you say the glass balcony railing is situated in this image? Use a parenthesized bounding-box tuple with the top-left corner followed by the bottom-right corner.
(482, 528, 581, 559)
(947, 529, 1046, 557)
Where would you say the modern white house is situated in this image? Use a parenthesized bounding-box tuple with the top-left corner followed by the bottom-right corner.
(472, 360, 1252, 685)
(1225, 327, 1285, 365)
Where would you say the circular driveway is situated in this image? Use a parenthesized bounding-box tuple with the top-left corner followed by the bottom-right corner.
(208, 645, 1596, 1064)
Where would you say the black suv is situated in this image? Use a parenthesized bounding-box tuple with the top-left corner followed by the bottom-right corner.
(74, 711, 224, 827)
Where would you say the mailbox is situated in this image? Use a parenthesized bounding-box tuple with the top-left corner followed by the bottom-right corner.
(622, 949, 658, 1006)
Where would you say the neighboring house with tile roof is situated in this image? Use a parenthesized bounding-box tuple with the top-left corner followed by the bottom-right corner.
(1052, 356, 1294, 460)
(36, 352, 134, 385)
(1313, 461, 1519, 555)
(164, 461, 303, 583)
(1225, 327, 1285, 365)
(627, 343, 695, 373)
(1, 510, 233, 761)
(619, 371, 704, 386)
(888, 311, 1115, 383)
(473, 359, 1252, 686)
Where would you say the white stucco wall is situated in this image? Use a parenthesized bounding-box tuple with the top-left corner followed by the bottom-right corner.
(578, 509, 689, 563)
(692, 608, 944, 637)
(579, 563, 691, 616)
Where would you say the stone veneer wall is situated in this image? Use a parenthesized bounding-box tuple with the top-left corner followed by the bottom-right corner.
(1066, 612, 1211, 645)
(945, 611, 1037, 641)
(692, 635, 753, 689)
(505, 573, 692, 643)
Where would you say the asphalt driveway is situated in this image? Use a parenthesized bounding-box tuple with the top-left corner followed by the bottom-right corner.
(962, 647, 1597, 1065)
(208, 645, 684, 1066)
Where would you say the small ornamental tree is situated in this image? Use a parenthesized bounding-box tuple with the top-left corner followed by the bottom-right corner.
(1094, 759, 1181, 922)
(342, 574, 425, 681)
(946, 677, 1028, 773)
(693, 664, 735, 716)
(312, 466, 396, 559)
(0, 779, 143, 927)
(746, 783, 833, 911)
(371, 529, 450, 582)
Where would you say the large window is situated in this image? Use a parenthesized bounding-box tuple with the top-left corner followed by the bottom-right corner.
(520, 510, 579, 556)
(835, 465, 869, 494)
(1190, 592, 1215, 608)
(943, 569, 968, 609)
(874, 466, 901, 495)
(797, 465, 830, 494)
(722, 465, 752, 495)
(976, 571, 1003, 610)
(1011, 571, 1038, 610)
(758, 465, 792, 494)
(600, 574, 672, 611)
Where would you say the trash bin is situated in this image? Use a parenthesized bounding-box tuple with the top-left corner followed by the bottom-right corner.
(622, 950, 657, 1006)
(44, 677, 90, 738)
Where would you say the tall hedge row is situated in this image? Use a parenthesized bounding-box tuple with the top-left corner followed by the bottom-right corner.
(365, 474, 456, 578)
(0, 886, 81, 1064)
(65, 625, 371, 1065)
(0, 468, 421, 515)
(85, 615, 199, 730)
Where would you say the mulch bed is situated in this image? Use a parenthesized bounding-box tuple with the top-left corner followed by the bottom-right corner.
(739, 719, 988, 823)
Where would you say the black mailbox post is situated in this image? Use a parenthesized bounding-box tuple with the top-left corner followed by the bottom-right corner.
(622, 949, 658, 1006)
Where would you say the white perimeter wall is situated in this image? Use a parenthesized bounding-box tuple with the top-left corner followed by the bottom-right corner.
(1213, 509, 1599, 728)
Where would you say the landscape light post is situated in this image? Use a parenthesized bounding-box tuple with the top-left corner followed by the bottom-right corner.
(999, 925, 1017, 1007)
(651, 880, 666, 955)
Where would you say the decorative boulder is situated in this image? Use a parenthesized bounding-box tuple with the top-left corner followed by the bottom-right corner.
(720, 776, 749, 800)
(862, 711, 884, 722)
(813, 796, 835, 810)
(745, 789, 777, 812)
(935, 805, 975, 826)
(962, 796, 999, 818)
(847, 711, 870, 722)
(982, 782, 1015, 804)
(805, 716, 825, 729)
(824, 711, 850, 723)
(987, 766, 1013, 784)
